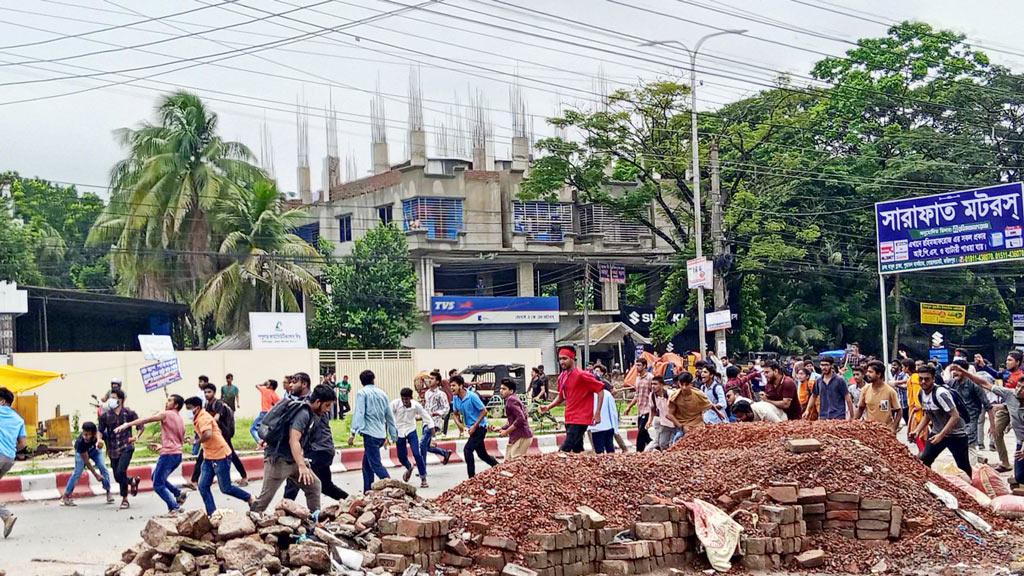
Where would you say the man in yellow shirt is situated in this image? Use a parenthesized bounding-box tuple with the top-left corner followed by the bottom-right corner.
(668, 372, 726, 443)
(185, 396, 253, 514)
(906, 360, 925, 451)
(856, 361, 902, 433)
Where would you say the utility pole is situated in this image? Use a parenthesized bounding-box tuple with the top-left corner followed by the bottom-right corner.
(583, 260, 591, 366)
(891, 274, 901, 358)
(709, 141, 728, 358)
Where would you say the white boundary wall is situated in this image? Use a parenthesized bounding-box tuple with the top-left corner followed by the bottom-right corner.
(11, 347, 541, 422)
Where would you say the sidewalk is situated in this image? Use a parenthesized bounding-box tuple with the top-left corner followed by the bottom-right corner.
(0, 429, 640, 503)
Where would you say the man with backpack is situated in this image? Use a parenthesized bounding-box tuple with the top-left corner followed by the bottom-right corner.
(947, 360, 996, 464)
(251, 380, 335, 514)
(697, 364, 727, 425)
(913, 364, 973, 477)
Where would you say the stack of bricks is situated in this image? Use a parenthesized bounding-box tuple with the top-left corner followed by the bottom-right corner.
(376, 515, 454, 573)
(797, 486, 827, 534)
(823, 492, 902, 541)
(597, 504, 695, 576)
(737, 504, 807, 570)
(525, 511, 618, 576)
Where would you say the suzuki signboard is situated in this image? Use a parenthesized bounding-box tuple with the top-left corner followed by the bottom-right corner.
(430, 296, 559, 325)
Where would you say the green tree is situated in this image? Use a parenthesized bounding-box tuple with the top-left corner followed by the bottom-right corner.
(0, 197, 42, 285)
(310, 225, 418, 349)
(88, 92, 262, 301)
(193, 179, 320, 335)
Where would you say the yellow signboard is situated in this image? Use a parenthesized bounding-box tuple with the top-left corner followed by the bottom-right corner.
(920, 303, 966, 326)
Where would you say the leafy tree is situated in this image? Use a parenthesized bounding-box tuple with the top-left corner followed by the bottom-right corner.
(88, 92, 262, 301)
(0, 196, 42, 285)
(310, 225, 418, 349)
(193, 179, 320, 334)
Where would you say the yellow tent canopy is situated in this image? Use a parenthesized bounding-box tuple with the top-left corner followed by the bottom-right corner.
(0, 365, 62, 394)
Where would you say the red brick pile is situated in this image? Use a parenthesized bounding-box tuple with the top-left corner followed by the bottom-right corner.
(437, 420, 1024, 574)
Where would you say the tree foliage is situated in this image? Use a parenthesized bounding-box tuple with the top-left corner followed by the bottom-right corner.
(309, 225, 419, 350)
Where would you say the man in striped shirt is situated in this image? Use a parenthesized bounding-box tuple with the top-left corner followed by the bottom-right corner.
(623, 357, 653, 452)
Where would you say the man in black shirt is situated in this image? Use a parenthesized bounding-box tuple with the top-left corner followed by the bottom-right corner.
(251, 379, 335, 514)
(97, 390, 142, 509)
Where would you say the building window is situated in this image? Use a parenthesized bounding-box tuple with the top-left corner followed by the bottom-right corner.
(293, 222, 320, 246)
(377, 204, 393, 225)
(338, 214, 352, 243)
(402, 197, 464, 240)
(579, 204, 644, 244)
(513, 201, 571, 242)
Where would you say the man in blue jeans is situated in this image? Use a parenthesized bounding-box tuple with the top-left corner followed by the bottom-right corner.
(61, 422, 113, 506)
(348, 370, 397, 492)
(113, 395, 187, 513)
(184, 396, 253, 514)
(390, 388, 433, 488)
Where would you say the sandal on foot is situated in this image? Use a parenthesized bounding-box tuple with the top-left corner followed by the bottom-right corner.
(119, 500, 130, 510)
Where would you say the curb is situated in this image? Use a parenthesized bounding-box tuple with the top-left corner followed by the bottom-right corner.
(2, 429, 638, 503)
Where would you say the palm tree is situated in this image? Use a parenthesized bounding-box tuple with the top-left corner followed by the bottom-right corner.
(88, 91, 262, 300)
(193, 179, 321, 335)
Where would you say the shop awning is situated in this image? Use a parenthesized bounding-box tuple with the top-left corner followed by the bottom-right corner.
(557, 322, 651, 347)
(0, 365, 62, 394)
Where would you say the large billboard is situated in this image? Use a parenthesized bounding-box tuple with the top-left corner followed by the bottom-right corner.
(875, 182, 1024, 274)
(430, 296, 559, 325)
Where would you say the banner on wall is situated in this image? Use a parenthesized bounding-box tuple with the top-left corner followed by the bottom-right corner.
(249, 312, 309, 349)
(430, 296, 559, 325)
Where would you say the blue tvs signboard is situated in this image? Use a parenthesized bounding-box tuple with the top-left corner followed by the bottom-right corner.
(430, 296, 559, 325)
(875, 182, 1024, 274)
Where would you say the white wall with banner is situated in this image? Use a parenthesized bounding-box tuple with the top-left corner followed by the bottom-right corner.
(249, 312, 308, 349)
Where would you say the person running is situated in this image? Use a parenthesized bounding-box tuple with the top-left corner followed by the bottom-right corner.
(495, 378, 533, 460)
(390, 388, 433, 487)
(914, 364, 972, 477)
(855, 361, 902, 433)
(348, 370, 398, 492)
(541, 346, 605, 453)
(112, 395, 186, 513)
(960, 365, 1024, 485)
(697, 365, 727, 425)
(221, 373, 239, 413)
(668, 372, 726, 443)
(451, 375, 499, 477)
(530, 366, 549, 403)
(250, 379, 281, 443)
(183, 396, 253, 514)
(947, 360, 995, 464)
(646, 376, 678, 450)
(337, 374, 352, 420)
(191, 384, 248, 488)
(590, 383, 619, 454)
(252, 381, 335, 513)
(61, 421, 113, 506)
(422, 372, 453, 467)
(97, 389, 141, 510)
(284, 379, 348, 504)
(623, 357, 654, 453)
(993, 350, 1024, 472)
(0, 387, 26, 537)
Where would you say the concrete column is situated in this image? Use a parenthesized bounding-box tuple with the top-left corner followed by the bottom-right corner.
(372, 142, 390, 174)
(297, 166, 312, 204)
(409, 130, 426, 167)
(517, 262, 535, 297)
(601, 280, 620, 312)
(415, 258, 435, 312)
(511, 136, 529, 172)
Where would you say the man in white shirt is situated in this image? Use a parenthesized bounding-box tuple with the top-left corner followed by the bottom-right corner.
(726, 389, 787, 422)
(390, 388, 435, 488)
(422, 373, 453, 467)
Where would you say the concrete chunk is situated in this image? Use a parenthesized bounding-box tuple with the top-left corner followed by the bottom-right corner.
(784, 438, 822, 453)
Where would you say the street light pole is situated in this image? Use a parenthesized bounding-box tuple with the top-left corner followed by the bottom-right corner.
(644, 30, 745, 360)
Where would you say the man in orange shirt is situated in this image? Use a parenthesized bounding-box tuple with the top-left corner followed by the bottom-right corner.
(250, 379, 281, 443)
(185, 396, 253, 514)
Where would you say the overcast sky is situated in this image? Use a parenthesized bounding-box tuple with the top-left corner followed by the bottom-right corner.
(3, 0, 1023, 199)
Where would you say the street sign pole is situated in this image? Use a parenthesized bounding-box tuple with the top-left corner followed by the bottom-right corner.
(879, 275, 890, 368)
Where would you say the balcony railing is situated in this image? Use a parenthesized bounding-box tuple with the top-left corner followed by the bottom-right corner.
(513, 201, 572, 242)
(402, 197, 464, 241)
(578, 203, 645, 244)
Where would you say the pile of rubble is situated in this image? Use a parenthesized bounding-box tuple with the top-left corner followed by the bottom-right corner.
(106, 479, 472, 576)
(437, 420, 1024, 574)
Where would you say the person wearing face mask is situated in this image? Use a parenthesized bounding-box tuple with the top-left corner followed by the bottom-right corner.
(183, 396, 253, 514)
(97, 389, 142, 509)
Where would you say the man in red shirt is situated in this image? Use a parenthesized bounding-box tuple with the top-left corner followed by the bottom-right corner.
(760, 360, 802, 421)
(541, 346, 605, 453)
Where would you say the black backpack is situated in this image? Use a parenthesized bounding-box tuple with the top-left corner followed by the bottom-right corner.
(258, 399, 311, 447)
(919, 385, 972, 425)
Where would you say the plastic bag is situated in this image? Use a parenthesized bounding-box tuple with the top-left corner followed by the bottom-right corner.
(972, 464, 1012, 498)
(990, 495, 1024, 519)
(681, 499, 743, 572)
(941, 473, 992, 508)
(936, 461, 971, 483)
(925, 481, 959, 510)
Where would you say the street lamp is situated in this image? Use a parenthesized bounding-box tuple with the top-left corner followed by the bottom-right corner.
(642, 29, 746, 360)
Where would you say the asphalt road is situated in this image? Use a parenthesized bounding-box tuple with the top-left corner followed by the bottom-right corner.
(0, 461, 476, 576)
